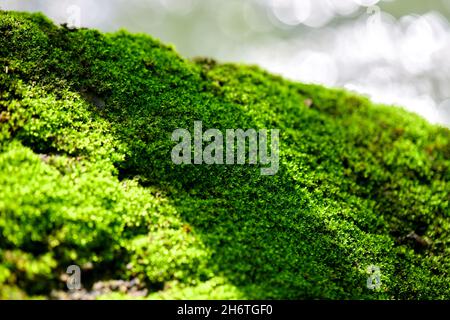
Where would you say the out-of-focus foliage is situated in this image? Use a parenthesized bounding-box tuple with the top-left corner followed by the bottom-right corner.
(0, 11, 449, 299)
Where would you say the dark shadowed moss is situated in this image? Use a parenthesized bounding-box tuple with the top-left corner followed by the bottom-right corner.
(0, 11, 449, 299)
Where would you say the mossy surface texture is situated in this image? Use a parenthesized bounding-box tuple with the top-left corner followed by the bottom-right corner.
(0, 11, 449, 299)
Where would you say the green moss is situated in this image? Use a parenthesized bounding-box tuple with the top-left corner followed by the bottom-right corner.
(0, 10, 449, 299)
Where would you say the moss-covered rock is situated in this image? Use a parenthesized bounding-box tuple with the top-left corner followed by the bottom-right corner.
(0, 10, 449, 299)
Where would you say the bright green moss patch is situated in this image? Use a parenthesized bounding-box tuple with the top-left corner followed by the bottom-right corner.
(0, 10, 449, 299)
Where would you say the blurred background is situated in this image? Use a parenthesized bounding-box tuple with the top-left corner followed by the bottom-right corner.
(1, 0, 450, 126)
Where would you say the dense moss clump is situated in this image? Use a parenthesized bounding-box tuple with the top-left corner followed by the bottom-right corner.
(0, 11, 449, 299)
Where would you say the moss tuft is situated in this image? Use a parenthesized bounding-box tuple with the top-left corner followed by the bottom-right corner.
(0, 11, 449, 299)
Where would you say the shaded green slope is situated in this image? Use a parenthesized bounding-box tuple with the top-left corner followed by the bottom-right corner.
(0, 11, 449, 299)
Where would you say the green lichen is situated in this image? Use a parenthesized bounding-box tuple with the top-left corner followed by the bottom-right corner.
(0, 11, 449, 299)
